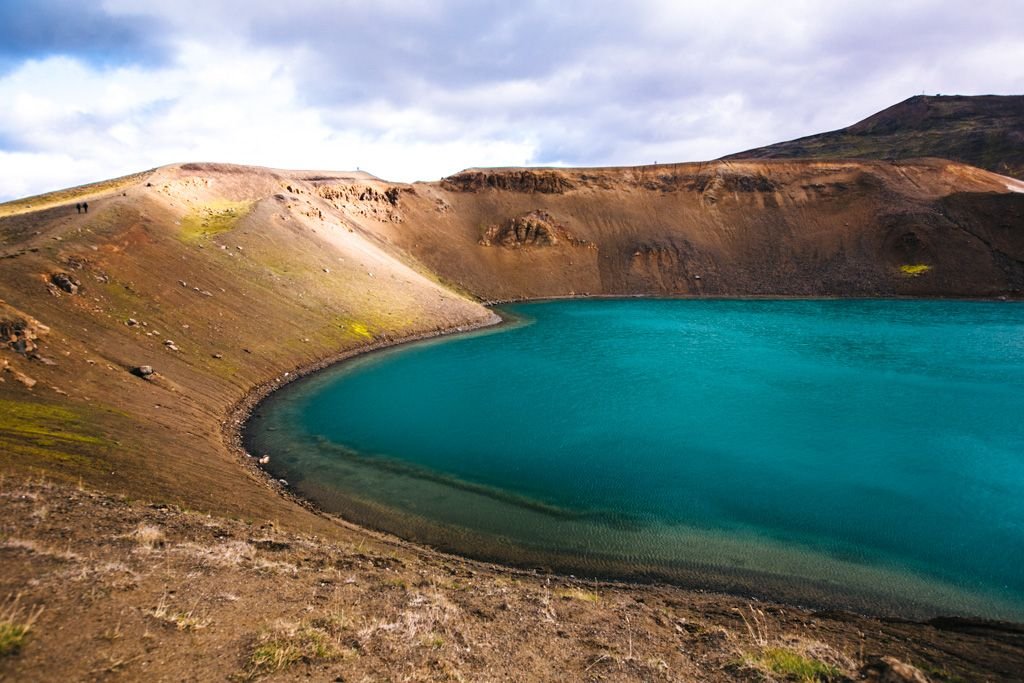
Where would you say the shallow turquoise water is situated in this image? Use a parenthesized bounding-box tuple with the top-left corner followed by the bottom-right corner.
(246, 300, 1024, 620)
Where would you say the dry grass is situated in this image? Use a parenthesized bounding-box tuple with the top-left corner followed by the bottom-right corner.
(0, 594, 44, 657)
(0, 479, 1007, 682)
(131, 524, 166, 550)
(737, 606, 853, 682)
(149, 595, 211, 632)
(555, 587, 601, 603)
(246, 619, 350, 679)
(174, 540, 256, 568)
(1, 537, 80, 562)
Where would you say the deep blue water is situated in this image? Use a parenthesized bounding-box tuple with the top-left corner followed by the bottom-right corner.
(246, 300, 1024, 620)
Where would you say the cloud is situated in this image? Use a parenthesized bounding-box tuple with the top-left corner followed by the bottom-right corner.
(0, 0, 1022, 200)
(0, 0, 169, 70)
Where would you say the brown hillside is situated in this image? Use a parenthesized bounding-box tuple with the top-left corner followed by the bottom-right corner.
(1, 160, 1023, 680)
(724, 95, 1024, 180)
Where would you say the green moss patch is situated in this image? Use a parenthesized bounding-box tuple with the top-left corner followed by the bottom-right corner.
(0, 399, 111, 472)
(179, 200, 253, 242)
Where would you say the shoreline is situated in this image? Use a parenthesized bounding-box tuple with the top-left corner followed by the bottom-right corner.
(222, 310, 505, 516)
(225, 298, 1024, 629)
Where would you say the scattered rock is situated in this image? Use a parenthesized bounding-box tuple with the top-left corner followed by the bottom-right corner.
(50, 272, 81, 294)
(212, 353, 223, 359)
(126, 318, 139, 326)
(1, 302, 50, 355)
(860, 656, 931, 683)
(131, 365, 154, 378)
(164, 340, 180, 352)
(258, 455, 270, 465)
(3, 361, 37, 388)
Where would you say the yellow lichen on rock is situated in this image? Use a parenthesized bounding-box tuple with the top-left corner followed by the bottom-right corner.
(899, 264, 932, 276)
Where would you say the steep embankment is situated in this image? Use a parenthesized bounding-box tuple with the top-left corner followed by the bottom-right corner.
(724, 94, 1024, 180)
(2, 160, 1024, 679)
(395, 159, 1024, 301)
(0, 163, 495, 527)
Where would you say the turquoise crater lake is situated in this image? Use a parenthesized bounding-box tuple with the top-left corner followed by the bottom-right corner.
(246, 300, 1024, 620)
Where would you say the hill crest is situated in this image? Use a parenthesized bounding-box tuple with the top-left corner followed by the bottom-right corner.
(724, 94, 1024, 180)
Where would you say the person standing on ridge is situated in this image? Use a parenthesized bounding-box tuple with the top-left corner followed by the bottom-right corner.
(75, 202, 81, 213)
(83, 201, 88, 213)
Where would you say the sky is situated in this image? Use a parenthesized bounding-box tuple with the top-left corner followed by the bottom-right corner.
(1, 0, 1022, 201)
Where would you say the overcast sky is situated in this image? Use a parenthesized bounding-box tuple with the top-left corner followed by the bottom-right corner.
(1, 0, 1022, 201)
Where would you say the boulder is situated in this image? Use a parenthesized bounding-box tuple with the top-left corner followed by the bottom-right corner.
(50, 272, 80, 294)
(860, 656, 930, 683)
(131, 365, 154, 378)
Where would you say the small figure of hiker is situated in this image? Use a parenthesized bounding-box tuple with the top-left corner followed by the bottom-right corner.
(75, 202, 81, 214)
(82, 201, 88, 213)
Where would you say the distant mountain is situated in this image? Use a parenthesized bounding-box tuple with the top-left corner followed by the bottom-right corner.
(724, 95, 1024, 179)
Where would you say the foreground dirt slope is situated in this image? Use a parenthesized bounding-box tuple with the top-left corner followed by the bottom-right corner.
(3, 478, 1023, 682)
(1, 160, 1023, 680)
(724, 95, 1024, 180)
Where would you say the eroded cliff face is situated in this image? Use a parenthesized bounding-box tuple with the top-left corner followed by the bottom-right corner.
(382, 159, 1024, 301)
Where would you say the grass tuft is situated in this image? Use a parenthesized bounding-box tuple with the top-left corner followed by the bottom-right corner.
(247, 621, 346, 678)
(737, 606, 848, 682)
(150, 595, 211, 631)
(132, 524, 166, 549)
(0, 595, 44, 657)
(747, 646, 841, 682)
